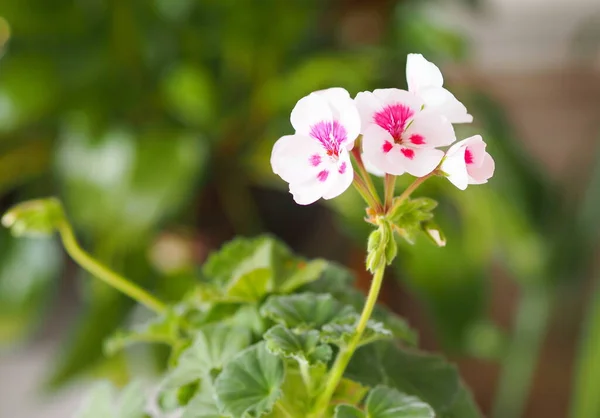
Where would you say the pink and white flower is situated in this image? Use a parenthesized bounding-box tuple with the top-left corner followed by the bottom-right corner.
(271, 88, 360, 205)
(406, 53, 472, 124)
(356, 88, 456, 177)
(441, 135, 495, 190)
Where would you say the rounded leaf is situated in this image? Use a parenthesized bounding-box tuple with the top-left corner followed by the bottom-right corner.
(214, 342, 284, 418)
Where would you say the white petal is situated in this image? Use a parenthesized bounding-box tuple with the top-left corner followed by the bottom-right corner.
(355, 89, 423, 135)
(316, 88, 361, 146)
(372, 88, 424, 112)
(355, 91, 383, 134)
(290, 93, 333, 136)
(465, 135, 487, 167)
(404, 109, 456, 148)
(362, 153, 385, 177)
(323, 152, 354, 200)
(468, 152, 495, 185)
(419, 87, 473, 124)
(270, 134, 324, 183)
(441, 144, 469, 190)
(362, 124, 405, 176)
(406, 53, 443, 92)
(289, 177, 329, 205)
(392, 147, 444, 177)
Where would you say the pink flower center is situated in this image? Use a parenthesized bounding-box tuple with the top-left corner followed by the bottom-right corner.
(464, 148, 474, 165)
(310, 120, 347, 158)
(373, 104, 414, 143)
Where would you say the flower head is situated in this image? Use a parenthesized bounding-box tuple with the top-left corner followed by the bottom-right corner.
(356, 88, 455, 177)
(406, 53, 472, 124)
(441, 135, 495, 190)
(271, 88, 360, 205)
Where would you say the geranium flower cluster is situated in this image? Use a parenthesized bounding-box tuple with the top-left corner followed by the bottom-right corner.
(271, 53, 495, 205)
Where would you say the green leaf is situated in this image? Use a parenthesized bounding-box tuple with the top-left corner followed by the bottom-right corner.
(201, 236, 325, 300)
(264, 325, 332, 366)
(346, 342, 482, 418)
(278, 259, 327, 293)
(364, 386, 434, 418)
(104, 310, 180, 355)
(321, 314, 393, 348)
(116, 382, 148, 418)
(182, 382, 224, 418)
(2, 197, 65, 237)
(224, 267, 271, 303)
(214, 342, 284, 418)
(260, 293, 355, 330)
(75, 381, 147, 418)
(163, 324, 252, 390)
(334, 405, 364, 418)
(331, 378, 369, 408)
(301, 264, 418, 346)
(75, 382, 114, 418)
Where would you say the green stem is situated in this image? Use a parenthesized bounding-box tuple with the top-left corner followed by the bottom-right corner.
(353, 174, 383, 214)
(57, 220, 167, 314)
(299, 361, 313, 393)
(311, 262, 386, 415)
(351, 144, 382, 209)
(394, 173, 432, 207)
(492, 286, 552, 418)
(384, 174, 396, 212)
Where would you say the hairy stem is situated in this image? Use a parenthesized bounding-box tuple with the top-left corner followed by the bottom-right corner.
(311, 262, 386, 415)
(57, 220, 167, 314)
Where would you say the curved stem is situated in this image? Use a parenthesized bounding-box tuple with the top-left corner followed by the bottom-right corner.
(311, 262, 386, 415)
(57, 221, 167, 314)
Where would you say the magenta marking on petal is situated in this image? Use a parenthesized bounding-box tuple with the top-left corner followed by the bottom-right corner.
(338, 162, 347, 174)
(382, 141, 393, 153)
(409, 134, 425, 145)
(309, 120, 347, 157)
(464, 149, 474, 164)
(317, 169, 329, 182)
(309, 154, 322, 167)
(373, 104, 414, 141)
(401, 148, 415, 160)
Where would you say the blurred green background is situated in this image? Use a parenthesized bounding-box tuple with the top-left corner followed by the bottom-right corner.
(1, 0, 599, 417)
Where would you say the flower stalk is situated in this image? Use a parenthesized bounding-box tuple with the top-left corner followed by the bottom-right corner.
(311, 261, 386, 416)
(57, 219, 167, 314)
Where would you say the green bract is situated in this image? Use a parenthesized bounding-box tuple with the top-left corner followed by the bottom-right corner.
(1, 197, 65, 237)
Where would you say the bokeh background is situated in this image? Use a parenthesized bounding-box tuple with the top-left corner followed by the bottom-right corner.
(1, 0, 599, 417)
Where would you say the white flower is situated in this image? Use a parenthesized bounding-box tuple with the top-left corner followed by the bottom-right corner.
(356, 88, 455, 177)
(441, 135, 495, 190)
(406, 53, 473, 124)
(271, 88, 360, 205)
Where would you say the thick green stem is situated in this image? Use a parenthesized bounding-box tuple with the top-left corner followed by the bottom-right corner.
(311, 262, 386, 415)
(57, 220, 167, 314)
